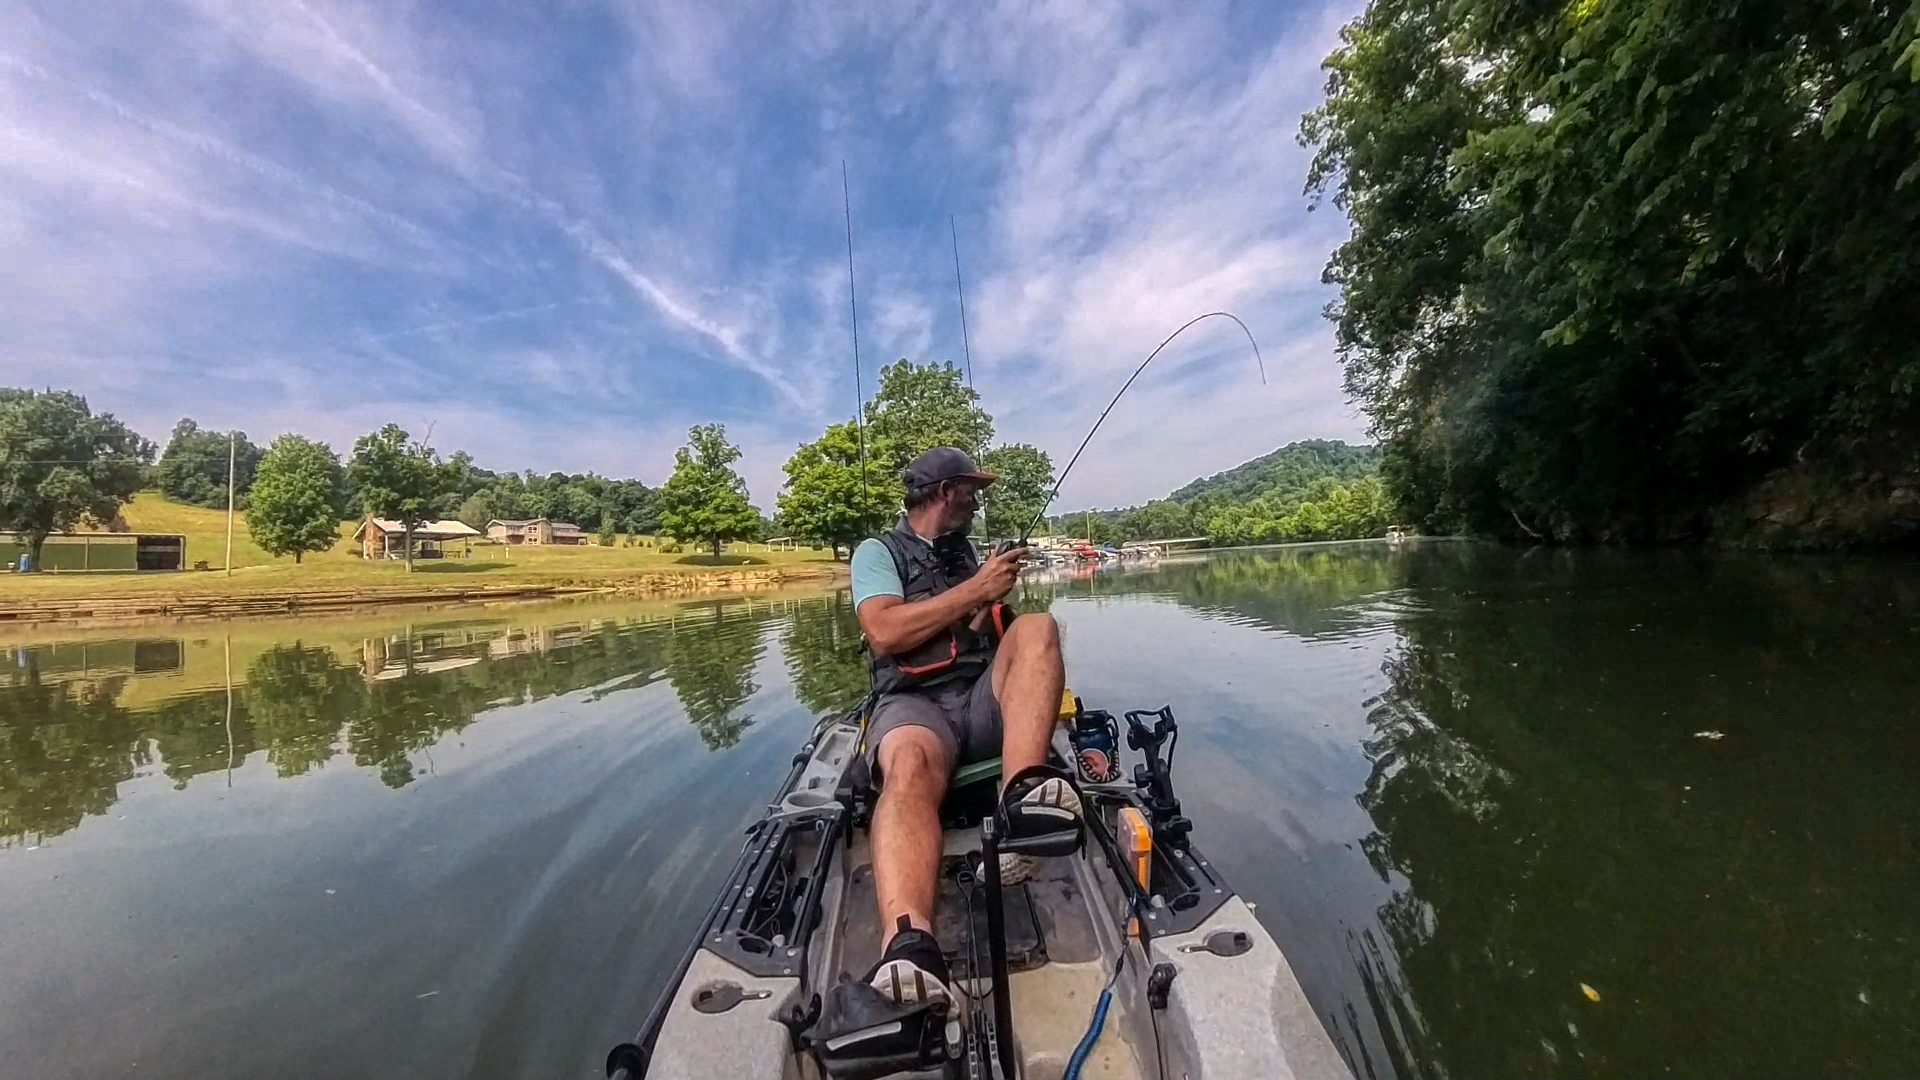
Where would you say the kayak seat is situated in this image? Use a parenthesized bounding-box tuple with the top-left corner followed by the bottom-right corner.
(951, 756, 1001, 791)
(939, 756, 1001, 827)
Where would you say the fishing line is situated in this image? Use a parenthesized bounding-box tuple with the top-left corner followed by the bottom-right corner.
(842, 161, 872, 514)
(1017, 311, 1267, 544)
(950, 215, 975, 391)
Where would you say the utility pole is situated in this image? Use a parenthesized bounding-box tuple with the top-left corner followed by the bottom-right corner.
(225, 432, 236, 576)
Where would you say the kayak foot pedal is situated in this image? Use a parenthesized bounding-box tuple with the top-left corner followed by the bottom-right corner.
(804, 976, 949, 1079)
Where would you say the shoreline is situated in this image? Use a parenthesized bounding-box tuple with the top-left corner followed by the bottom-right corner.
(0, 563, 850, 631)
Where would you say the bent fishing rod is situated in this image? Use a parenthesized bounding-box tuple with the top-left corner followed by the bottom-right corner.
(1009, 311, 1267, 548)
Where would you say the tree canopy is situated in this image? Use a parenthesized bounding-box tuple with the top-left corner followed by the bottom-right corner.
(1170, 440, 1381, 508)
(0, 389, 152, 562)
(864, 359, 994, 474)
(347, 424, 446, 571)
(155, 419, 262, 509)
(776, 422, 897, 559)
(1301, 0, 1920, 544)
(980, 443, 1055, 541)
(778, 359, 1017, 550)
(450, 469, 658, 535)
(658, 424, 761, 557)
(248, 435, 346, 564)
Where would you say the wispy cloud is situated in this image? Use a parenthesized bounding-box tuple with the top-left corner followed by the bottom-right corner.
(546, 211, 813, 412)
(0, 0, 1364, 508)
(180, 0, 479, 170)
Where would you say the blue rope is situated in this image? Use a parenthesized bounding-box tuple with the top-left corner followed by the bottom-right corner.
(1062, 985, 1114, 1080)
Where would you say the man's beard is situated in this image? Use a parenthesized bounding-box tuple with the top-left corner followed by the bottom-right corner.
(944, 502, 975, 536)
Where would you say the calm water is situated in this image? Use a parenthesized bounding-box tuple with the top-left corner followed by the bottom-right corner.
(2, 545, 1916, 1079)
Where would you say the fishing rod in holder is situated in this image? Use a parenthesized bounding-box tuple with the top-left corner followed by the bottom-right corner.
(1013, 311, 1267, 547)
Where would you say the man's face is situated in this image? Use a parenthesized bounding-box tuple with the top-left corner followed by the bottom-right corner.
(939, 481, 983, 536)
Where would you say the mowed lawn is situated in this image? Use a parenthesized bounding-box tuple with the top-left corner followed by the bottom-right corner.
(0, 494, 841, 598)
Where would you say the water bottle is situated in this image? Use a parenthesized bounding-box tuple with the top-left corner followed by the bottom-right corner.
(1069, 705, 1122, 785)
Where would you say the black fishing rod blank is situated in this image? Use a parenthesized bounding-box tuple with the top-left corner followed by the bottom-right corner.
(1017, 312, 1267, 544)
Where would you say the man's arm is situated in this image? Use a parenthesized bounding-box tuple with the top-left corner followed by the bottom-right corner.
(858, 587, 986, 657)
(855, 544, 1025, 656)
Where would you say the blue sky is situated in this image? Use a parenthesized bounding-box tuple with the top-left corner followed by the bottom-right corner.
(2, 0, 1364, 510)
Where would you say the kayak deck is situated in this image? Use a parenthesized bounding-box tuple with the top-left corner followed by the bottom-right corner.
(831, 831, 1147, 1080)
(627, 708, 1353, 1080)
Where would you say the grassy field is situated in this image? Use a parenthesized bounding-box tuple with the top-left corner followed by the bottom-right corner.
(0, 494, 842, 599)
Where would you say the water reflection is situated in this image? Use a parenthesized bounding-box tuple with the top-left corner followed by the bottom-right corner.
(3, 547, 1915, 1080)
(1338, 549, 1920, 1078)
(782, 590, 872, 715)
(1, 594, 846, 844)
(664, 600, 764, 749)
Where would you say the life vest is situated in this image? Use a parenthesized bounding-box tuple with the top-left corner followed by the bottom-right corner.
(868, 525, 998, 694)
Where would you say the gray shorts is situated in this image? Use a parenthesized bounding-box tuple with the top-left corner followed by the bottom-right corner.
(866, 674, 1004, 778)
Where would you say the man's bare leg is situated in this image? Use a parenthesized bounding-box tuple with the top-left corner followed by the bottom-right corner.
(872, 725, 951, 933)
(990, 613, 1065, 786)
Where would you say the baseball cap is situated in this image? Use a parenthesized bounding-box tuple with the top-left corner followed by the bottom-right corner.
(902, 447, 997, 490)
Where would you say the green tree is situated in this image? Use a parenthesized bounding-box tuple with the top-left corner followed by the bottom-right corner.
(979, 443, 1055, 542)
(0, 389, 152, 566)
(154, 418, 263, 509)
(658, 423, 761, 558)
(248, 435, 346, 563)
(347, 424, 446, 572)
(1117, 500, 1196, 543)
(777, 422, 900, 559)
(440, 450, 494, 508)
(864, 360, 994, 472)
(454, 489, 506, 531)
(1302, 0, 1920, 544)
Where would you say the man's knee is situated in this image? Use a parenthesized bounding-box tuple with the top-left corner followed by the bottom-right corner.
(1009, 612, 1060, 654)
(877, 729, 949, 799)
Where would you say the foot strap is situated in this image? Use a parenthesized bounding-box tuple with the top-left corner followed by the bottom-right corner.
(998, 764, 1084, 857)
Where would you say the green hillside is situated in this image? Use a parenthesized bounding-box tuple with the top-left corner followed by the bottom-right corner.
(1167, 440, 1381, 508)
(1053, 439, 1384, 545)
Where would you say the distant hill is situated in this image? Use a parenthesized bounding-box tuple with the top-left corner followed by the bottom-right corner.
(1065, 440, 1379, 519)
(1049, 440, 1381, 543)
(1166, 440, 1380, 507)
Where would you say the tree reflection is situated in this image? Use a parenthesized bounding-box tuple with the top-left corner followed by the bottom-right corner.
(1019, 545, 1409, 640)
(1348, 549, 1920, 1078)
(781, 591, 870, 715)
(0, 606, 697, 839)
(247, 643, 360, 777)
(664, 601, 764, 750)
(0, 672, 145, 843)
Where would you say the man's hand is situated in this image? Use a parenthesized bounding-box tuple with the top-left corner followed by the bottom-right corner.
(970, 545, 1027, 604)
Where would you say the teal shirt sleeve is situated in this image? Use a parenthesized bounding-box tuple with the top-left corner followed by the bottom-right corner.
(851, 538, 903, 608)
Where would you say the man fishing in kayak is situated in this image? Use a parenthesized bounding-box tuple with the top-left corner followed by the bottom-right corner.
(852, 446, 1083, 1007)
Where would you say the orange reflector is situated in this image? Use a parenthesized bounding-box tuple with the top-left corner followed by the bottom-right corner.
(1118, 806, 1153, 937)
